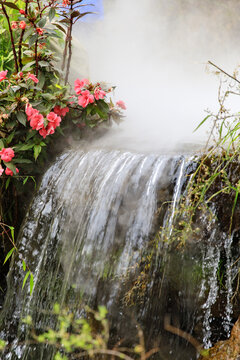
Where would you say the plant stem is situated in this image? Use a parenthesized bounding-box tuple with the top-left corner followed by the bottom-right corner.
(34, 38, 39, 78)
(18, 0, 30, 69)
(37, 0, 41, 12)
(61, 27, 69, 72)
(64, 0, 74, 85)
(1, 4, 19, 73)
(208, 61, 240, 85)
(64, 22, 72, 84)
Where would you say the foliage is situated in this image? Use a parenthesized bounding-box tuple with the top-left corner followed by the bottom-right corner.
(19, 305, 159, 360)
(169, 62, 240, 243)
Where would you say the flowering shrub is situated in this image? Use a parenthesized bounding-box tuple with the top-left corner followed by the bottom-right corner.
(0, 0, 126, 179)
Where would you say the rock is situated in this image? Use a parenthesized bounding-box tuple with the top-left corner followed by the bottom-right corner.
(199, 317, 240, 359)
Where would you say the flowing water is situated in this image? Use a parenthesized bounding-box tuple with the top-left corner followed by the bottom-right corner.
(0, 148, 239, 359)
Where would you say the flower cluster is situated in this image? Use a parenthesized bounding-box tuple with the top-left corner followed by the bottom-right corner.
(0, 70, 126, 176)
(74, 79, 107, 108)
(0, 70, 39, 84)
(25, 105, 64, 139)
(11, 11, 45, 36)
(11, 20, 26, 30)
(0, 148, 19, 176)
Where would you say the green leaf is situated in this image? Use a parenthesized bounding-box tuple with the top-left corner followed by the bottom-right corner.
(22, 260, 26, 271)
(16, 143, 34, 151)
(59, 19, 70, 24)
(3, 161, 16, 174)
(23, 176, 29, 185)
(30, 273, 34, 295)
(49, 7, 56, 22)
(26, 130, 37, 141)
(193, 114, 212, 133)
(11, 86, 20, 93)
(42, 93, 55, 100)
(16, 111, 27, 126)
(23, 27, 34, 42)
(22, 271, 30, 290)
(13, 158, 32, 164)
(33, 144, 41, 161)
(29, 34, 38, 48)
(30, 176, 36, 189)
(38, 61, 50, 67)
(3, 248, 15, 265)
(38, 72, 45, 89)
(9, 226, 14, 242)
(75, 12, 96, 21)
(38, 17, 47, 28)
(86, 104, 93, 115)
(19, 83, 28, 89)
(6, 131, 15, 145)
(0, 139, 5, 149)
(2, 2, 19, 10)
(70, 10, 80, 18)
(52, 23, 66, 34)
(21, 60, 36, 71)
(5, 177, 10, 190)
(97, 99, 109, 112)
(95, 107, 108, 119)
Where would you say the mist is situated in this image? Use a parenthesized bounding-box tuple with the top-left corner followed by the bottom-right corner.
(71, 0, 240, 153)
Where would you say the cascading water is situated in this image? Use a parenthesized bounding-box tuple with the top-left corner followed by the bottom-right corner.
(0, 148, 239, 360)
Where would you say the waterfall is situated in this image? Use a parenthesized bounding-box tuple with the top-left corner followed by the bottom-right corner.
(0, 148, 239, 360)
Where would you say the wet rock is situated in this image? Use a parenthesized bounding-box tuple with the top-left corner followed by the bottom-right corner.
(199, 317, 240, 359)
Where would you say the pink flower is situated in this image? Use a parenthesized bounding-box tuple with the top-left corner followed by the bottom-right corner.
(0, 70, 8, 82)
(39, 127, 48, 138)
(19, 9, 26, 15)
(78, 90, 94, 108)
(36, 28, 44, 35)
(74, 78, 89, 95)
(18, 72, 23, 78)
(0, 166, 4, 176)
(39, 123, 55, 138)
(11, 21, 18, 30)
(46, 123, 55, 135)
(5, 167, 19, 176)
(47, 112, 61, 129)
(26, 104, 38, 119)
(94, 87, 106, 100)
(27, 73, 39, 83)
(62, 0, 70, 7)
(116, 100, 126, 110)
(53, 106, 69, 117)
(0, 148, 15, 162)
(29, 113, 44, 130)
(25, 105, 44, 130)
(19, 21, 26, 30)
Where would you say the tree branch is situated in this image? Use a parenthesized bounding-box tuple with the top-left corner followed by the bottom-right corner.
(208, 61, 240, 85)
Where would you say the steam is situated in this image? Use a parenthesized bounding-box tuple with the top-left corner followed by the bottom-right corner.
(72, 0, 240, 153)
